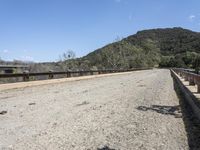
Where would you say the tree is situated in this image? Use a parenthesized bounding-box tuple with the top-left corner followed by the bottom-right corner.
(114, 36, 123, 42)
(62, 50, 76, 61)
(182, 52, 197, 67)
(193, 55, 200, 73)
(159, 56, 172, 67)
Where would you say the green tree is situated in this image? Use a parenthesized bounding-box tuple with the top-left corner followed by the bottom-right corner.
(193, 55, 200, 73)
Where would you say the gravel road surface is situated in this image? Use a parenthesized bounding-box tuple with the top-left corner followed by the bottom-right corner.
(0, 69, 189, 150)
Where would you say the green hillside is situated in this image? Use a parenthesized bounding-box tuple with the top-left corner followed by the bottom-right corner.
(82, 27, 200, 69)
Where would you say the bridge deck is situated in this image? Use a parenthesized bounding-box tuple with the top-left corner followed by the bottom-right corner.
(0, 69, 189, 149)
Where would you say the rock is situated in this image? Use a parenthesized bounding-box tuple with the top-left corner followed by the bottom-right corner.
(0, 110, 7, 115)
(29, 102, 36, 105)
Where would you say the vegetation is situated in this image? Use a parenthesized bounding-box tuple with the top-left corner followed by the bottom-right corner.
(78, 27, 200, 70)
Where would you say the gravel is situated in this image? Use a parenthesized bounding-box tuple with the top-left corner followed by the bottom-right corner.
(0, 69, 189, 150)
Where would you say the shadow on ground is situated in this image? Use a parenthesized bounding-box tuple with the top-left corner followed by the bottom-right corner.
(97, 146, 115, 150)
(171, 71, 200, 150)
(137, 105, 182, 118)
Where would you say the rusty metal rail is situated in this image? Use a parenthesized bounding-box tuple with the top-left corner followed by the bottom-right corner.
(0, 68, 152, 82)
(172, 68, 200, 93)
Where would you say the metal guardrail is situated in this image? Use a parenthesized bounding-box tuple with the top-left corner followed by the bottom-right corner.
(0, 68, 152, 82)
(172, 68, 200, 93)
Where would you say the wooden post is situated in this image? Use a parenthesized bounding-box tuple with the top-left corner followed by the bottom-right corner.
(180, 72, 183, 78)
(198, 84, 200, 93)
(184, 73, 188, 81)
(90, 71, 93, 75)
(80, 71, 83, 76)
(67, 72, 71, 78)
(23, 70, 29, 81)
(195, 75, 200, 93)
(189, 76, 195, 85)
(48, 70, 54, 79)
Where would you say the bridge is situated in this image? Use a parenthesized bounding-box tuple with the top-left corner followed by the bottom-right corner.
(0, 69, 200, 149)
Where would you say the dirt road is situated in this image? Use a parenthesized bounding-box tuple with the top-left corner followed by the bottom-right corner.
(0, 69, 188, 150)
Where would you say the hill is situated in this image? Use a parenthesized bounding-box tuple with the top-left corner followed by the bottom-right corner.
(83, 27, 200, 69)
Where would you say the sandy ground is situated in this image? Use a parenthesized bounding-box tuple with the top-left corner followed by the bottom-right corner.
(0, 69, 188, 150)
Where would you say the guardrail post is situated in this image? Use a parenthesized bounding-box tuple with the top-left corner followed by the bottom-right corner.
(67, 72, 71, 78)
(197, 85, 200, 93)
(180, 72, 183, 78)
(90, 71, 93, 75)
(195, 76, 200, 93)
(23, 71, 29, 81)
(189, 77, 195, 85)
(48, 70, 54, 79)
(80, 71, 83, 76)
(184, 73, 189, 81)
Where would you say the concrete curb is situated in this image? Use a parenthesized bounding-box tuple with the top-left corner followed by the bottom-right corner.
(171, 69, 200, 120)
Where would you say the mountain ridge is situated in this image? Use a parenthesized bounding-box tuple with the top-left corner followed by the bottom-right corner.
(81, 27, 200, 69)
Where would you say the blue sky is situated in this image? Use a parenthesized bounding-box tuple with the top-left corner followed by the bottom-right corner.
(0, 0, 200, 62)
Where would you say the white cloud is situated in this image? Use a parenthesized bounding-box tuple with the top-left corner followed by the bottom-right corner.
(189, 15, 196, 21)
(2, 49, 9, 53)
(20, 55, 34, 61)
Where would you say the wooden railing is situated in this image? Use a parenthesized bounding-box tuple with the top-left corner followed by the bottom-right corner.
(0, 68, 152, 82)
(172, 68, 200, 93)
